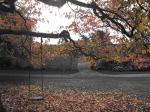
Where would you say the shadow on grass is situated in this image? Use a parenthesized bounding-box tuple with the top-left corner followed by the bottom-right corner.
(0, 69, 79, 75)
(0, 69, 78, 84)
(0, 75, 29, 84)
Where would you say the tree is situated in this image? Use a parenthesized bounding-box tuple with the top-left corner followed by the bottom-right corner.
(0, 0, 149, 39)
(0, 6, 37, 68)
(0, 0, 149, 51)
(0, 0, 150, 69)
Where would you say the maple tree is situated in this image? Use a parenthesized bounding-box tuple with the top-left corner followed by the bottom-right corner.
(66, 0, 150, 69)
(1, 1, 150, 110)
(0, 0, 149, 39)
(0, 0, 150, 69)
(0, 7, 37, 68)
(31, 41, 56, 68)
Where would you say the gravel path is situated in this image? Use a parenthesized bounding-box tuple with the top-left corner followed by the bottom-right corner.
(0, 63, 150, 98)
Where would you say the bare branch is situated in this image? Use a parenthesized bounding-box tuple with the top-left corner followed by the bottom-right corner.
(38, 0, 67, 7)
(0, 0, 17, 12)
(0, 29, 60, 38)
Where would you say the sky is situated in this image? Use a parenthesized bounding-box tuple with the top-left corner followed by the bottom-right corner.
(19, 0, 121, 45)
(34, 1, 121, 45)
(34, 2, 80, 45)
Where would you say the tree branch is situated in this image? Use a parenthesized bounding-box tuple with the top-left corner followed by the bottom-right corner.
(0, 29, 60, 38)
(59, 30, 99, 59)
(0, 0, 17, 12)
(38, 0, 67, 7)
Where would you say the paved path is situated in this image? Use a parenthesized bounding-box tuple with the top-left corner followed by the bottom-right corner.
(0, 63, 150, 98)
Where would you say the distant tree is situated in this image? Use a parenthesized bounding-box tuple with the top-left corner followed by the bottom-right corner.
(0, 8, 36, 69)
(0, 0, 150, 69)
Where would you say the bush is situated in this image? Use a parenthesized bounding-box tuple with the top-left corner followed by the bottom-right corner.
(112, 61, 137, 72)
(95, 60, 118, 70)
(94, 60, 137, 71)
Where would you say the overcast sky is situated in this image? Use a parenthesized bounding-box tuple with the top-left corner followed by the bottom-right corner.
(17, 0, 121, 44)
(35, 2, 81, 44)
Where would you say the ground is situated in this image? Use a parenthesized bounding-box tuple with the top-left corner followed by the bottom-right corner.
(0, 62, 150, 98)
